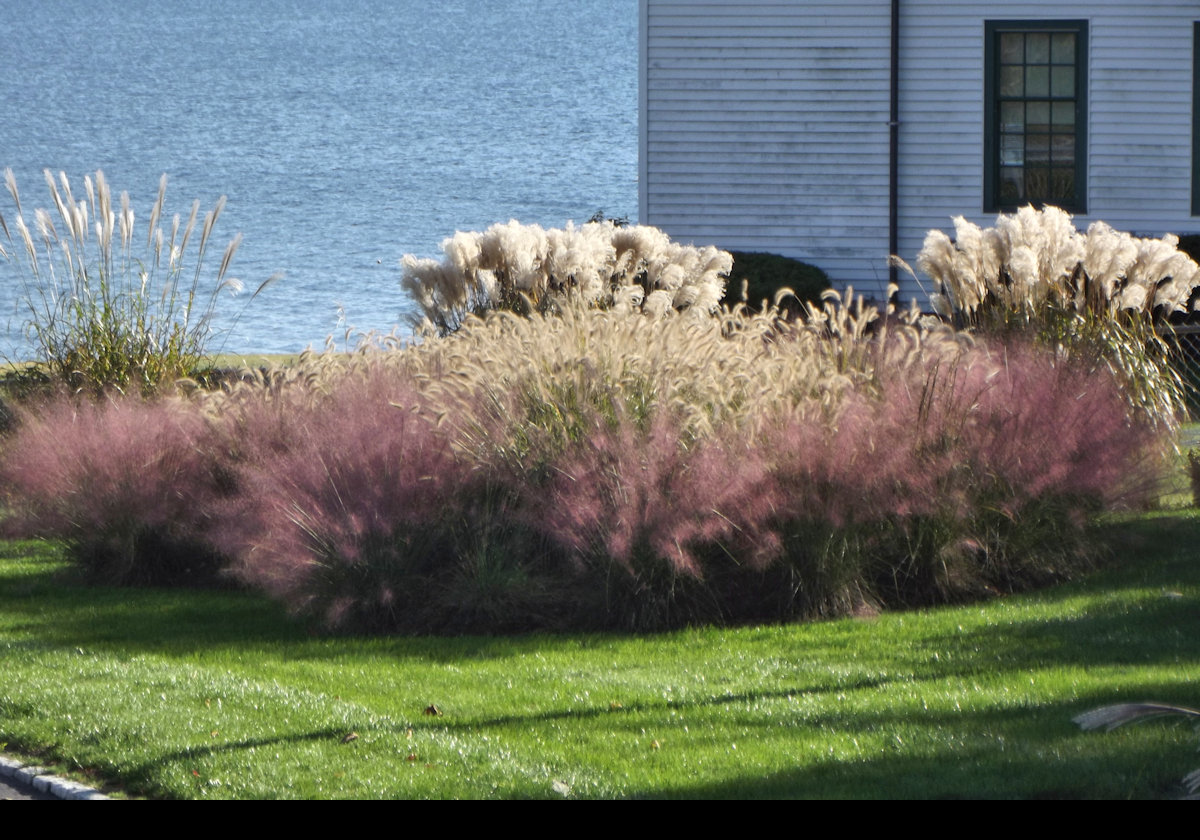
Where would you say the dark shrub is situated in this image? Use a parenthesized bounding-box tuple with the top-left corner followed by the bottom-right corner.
(723, 251, 831, 313)
(1174, 234, 1200, 265)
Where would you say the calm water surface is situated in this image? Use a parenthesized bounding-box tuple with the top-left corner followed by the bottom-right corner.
(0, 0, 637, 354)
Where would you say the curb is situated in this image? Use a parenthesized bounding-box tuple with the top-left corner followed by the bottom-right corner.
(0, 755, 110, 800)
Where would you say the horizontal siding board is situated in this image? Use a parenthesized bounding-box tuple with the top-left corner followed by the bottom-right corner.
(647, 72, 890, 84)
(650, 188, 889, 203)
(651, 170, 892, 183)
(648, 144, 885, 157)
(649, 69, 888, 80)
(651, 102, 891, 116)
(648, 177, 890, 192)
(649, 30, 893, 41)
(649, 123, 887, 134)
(650, 184, 889, 195)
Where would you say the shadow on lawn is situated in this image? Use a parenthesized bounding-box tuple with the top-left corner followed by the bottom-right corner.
(0, 543, 638, 661)
(655, 722, 1197, 799)
(1, 511, 1197, 662)
(100, 674, 1200, 799)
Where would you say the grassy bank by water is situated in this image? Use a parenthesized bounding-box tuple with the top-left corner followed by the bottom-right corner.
(1, 509, 1197, 799)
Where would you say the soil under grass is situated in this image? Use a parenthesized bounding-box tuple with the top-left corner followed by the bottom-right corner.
(0, 509, 1197, 799)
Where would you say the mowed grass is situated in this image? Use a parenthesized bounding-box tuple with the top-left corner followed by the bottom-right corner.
(0, 509, 1197, 800)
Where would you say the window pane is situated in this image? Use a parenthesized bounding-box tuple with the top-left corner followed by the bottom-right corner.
(1026, 133, 1050, 163)
(1024, 169, 1051, 200)
(1027, 33, 1050, 63)
(1051, 133, 1075, 164)
(1051, 33, 1075, 64)
(1000, 65, 1024, 97)
(1000, 169, 1023, 203)
(1001, 102, 1024, 131)
(1051, 66, 1074, 97)
(1027, 101, 1050, 129)
(1000, 33, 1024, 64)
(1001, 133, 1024, 164)
(1052, 101, 1075, 128)
(1050, 168, 1075, 202)
(1025, 66, 1049, 97)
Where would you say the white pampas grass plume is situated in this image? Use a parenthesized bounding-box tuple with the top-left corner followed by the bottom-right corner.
(401, 221, 732, 333)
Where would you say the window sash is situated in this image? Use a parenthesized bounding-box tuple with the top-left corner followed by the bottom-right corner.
(984, 20, 1087, 213)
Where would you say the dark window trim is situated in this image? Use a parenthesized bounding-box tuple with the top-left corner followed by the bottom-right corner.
(984, 19, 1088, 213)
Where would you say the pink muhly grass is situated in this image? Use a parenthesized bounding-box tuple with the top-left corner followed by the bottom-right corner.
(750, 397, 935, 616)
(956, 341, 1163, 509)
(923, 339, 1167, 590)
(758, 370, 963, 547)
(860, 336, 1162, 523)
(536, 409, 774, 583)
(0, 393, 222, 585)
(748, 336, 1164, 612)
(213, 367, 479, 631)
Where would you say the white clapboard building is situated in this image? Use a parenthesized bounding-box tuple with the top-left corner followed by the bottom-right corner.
(639, 0, 1200, 302)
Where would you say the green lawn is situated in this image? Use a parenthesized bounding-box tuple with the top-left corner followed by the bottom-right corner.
(1, 509, 1198, 799)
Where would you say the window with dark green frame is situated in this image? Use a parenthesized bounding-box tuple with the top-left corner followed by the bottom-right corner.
(984, 20, 1087, 213)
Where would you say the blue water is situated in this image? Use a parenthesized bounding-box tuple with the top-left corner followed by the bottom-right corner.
(0, 0, 638, 354)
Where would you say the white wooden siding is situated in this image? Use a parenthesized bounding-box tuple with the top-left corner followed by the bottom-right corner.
(642, 0, 1200, 305)
(641, 0, 895, 299)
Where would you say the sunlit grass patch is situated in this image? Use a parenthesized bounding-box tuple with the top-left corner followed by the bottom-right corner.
(1, 510, 1198, 799)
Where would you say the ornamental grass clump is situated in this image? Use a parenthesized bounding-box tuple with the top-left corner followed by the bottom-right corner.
(752, 338, 1162, 616)
(118, 310, 1175, 628)
(401, 220, 732, 333)
(916, 205, 1200, 432)
(0, 272, 1169, 633)
(0, 169, 273, 395)
(532, 407, 777, 630)
(209, 362, 561, 634)
(0, 393, 226, 586)
(191, 299, 887, 630)
(407, 292, 890, 473)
